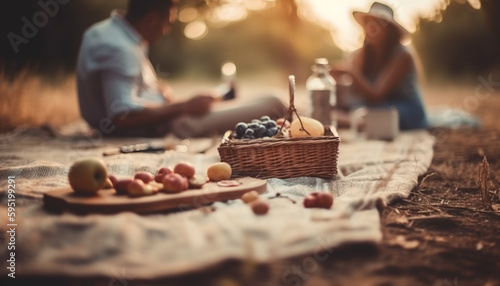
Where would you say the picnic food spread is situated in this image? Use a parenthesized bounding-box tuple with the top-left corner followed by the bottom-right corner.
(218, 75, 340, 179)
(233, 116, 280, 140)
(68, 159, 214, 197)
(43, 157, 268, 214)
(232, 115, 325, 140)
(44, 76, 340, 214)
(48, 151, 337, 215)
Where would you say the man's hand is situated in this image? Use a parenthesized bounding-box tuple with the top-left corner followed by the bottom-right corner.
(158, 81, 174, 103)
(182, 95, 214, 116)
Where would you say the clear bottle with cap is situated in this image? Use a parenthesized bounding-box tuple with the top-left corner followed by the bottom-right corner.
(306, 58, 337, 128)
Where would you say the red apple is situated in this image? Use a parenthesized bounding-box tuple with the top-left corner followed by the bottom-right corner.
(134, 171, 154, 184)
(126, 179, 146, 197)
(162, 173, 189, 193)
(303, 196, 316, 208)
(316, 193, 334, 209)
(303, 192, 333, 209)
(155, 167, 173, 183)
(251, 199, 269, 215)
(114, 178, 134, 195)
(174, 162, 195, 178)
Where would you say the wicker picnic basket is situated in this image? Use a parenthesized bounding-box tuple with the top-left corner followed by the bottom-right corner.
(217, 76, 340, 179)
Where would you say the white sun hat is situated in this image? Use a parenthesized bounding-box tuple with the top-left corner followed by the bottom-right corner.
(353, 2, 410, 39)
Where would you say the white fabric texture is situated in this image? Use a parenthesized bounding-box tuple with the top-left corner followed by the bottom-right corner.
(0, 128, 434, 278)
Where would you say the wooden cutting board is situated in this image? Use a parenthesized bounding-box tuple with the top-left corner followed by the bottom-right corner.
(43, 177, 266, 214)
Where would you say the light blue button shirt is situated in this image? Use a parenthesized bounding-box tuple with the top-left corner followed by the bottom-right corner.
(76, 10, 165, 132)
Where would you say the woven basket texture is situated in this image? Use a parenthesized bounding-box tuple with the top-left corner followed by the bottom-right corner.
(218, 134, 340, 179)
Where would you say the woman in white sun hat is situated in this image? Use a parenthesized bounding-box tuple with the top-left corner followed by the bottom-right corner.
(332, 2, 428, 130)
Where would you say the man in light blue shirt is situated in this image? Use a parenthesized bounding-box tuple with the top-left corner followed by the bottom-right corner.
(77, 0, 285, 137)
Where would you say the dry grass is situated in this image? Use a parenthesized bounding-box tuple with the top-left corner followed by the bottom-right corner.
(0, 72, 80, 132)
(1, 72, 499, 132)
(478, 156, 492, 208)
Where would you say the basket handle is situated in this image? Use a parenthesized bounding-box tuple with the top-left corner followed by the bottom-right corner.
(288, 75, 295, 109)
(277, 75, 311, 137)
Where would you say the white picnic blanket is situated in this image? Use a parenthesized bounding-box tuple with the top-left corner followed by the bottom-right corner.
(0, 127, 434, 278)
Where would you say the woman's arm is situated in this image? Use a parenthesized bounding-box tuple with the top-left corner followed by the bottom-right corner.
(334, 49, 413, 104)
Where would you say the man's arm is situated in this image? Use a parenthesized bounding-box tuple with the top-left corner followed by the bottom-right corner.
(101, 68, 214, 131)
(112, 96, 214, 129)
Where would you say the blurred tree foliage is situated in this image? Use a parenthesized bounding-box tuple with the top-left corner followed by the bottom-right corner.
(0, 0, 339, 83)
(151, 0, 341, 81)
(413, 0, 500, 82)
(0, 0, 126, 82)
(2, 0, 498, 84)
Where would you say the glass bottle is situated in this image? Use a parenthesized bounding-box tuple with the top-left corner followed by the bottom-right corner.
(306, 58, 337, 128)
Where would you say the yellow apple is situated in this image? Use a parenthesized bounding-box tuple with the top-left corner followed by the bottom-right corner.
(207, 162, 232, 182)
(68, 158, 108, 195)
(290, 117, 324, 137)
(241, 190, 259, 204)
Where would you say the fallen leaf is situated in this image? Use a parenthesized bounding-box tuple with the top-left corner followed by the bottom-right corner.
(386, 212, 409, 226)
(478, 147, 485, 157)
(476, 241, 484, 251)
(389, 235, 420, 250)
(424, 235, 448, 243)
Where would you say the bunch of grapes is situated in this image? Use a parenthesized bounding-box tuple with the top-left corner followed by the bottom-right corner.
(233, 116, 279, 139)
